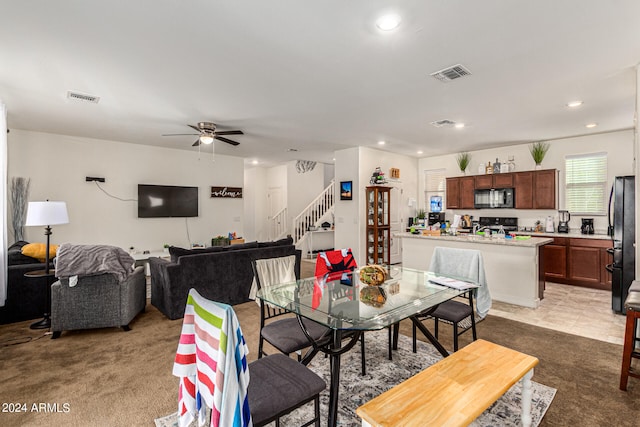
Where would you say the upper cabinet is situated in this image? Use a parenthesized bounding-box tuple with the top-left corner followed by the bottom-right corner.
(514, 169, 556, 209)
(446, 176, 475, 209)
(446, 169, 556, 210)
(475, 174, 513, 190)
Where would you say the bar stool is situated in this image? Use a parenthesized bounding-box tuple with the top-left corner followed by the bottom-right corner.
(620, 280, 640, 391)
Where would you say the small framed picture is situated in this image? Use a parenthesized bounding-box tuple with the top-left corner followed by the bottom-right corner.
(340, 181, 353, 200)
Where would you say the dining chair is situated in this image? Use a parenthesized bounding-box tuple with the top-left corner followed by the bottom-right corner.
(315, 248, 369, 374)
(412, 246, 488, 352)
(174, 288, 326, 427)
(252, 255, 331, 362)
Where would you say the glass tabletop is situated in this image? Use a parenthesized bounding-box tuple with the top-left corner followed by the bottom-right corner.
(256, 266, 471, 331)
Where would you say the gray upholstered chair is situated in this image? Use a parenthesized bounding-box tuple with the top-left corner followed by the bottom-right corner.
(50, 265, 146, 338)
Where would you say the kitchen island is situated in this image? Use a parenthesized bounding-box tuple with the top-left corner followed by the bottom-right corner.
(398, 232, 553, 308)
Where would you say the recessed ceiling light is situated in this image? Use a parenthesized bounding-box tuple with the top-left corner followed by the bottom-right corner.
(567, 101, 583, 108)
(376, 14, 401, 31)
(251, 160, 259, 165)
(454, 123, 465, 129)
(378, 140, 386, 145)
(417, 150, 423, 155)
(586, 123, 598, 128)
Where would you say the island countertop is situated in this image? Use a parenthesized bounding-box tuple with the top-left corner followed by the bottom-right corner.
(396, 232, 553, 248)
(399, 232, 550, 308)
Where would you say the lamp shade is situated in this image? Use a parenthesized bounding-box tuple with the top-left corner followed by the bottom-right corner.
(25, 201, 69, 226)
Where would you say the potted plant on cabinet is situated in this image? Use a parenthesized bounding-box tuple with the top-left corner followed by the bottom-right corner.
(456, 152, 471, 175)
(529, 142, 550, 169)
(416, 208, 426, 225)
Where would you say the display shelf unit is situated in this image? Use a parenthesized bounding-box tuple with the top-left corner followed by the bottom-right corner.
(366, 186, 391, 265)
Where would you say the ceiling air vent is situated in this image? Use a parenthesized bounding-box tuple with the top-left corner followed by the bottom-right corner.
(67, 91, 100, 103)
(430, 64, 472, 82)
(430, 119, 457, 128)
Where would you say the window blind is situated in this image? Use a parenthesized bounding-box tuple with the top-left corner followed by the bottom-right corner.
(424, 168, 446, 211)
(565, 152, 607, 215)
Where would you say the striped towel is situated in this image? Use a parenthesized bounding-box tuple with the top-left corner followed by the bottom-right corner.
(173, 289, 251, 427)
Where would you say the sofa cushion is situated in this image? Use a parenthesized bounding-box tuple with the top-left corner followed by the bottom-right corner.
(7, 241, 41, 265)
(168, 245, 224, 263)
(21, 243, 59, 262)
(257, 237, 294, 248)
(222, 241, 259, 251)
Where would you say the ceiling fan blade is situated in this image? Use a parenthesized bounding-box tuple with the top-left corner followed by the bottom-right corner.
(214, 130, 244, 136)
(187, 124, 202, 132)
(162, 133, 199, 136)
(192, 140, 201, 146)
(215, 135, 240, 146)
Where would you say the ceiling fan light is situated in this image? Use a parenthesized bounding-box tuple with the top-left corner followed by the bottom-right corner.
(200, 134, 214, 145)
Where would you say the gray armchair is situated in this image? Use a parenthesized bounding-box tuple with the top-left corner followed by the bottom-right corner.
(50, 265, 146, 339)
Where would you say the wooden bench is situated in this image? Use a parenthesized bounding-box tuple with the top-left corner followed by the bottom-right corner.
(356, 339, 539, 427)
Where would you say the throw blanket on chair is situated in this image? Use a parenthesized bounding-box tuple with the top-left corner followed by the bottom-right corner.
(173, 289, 251, 427)
(429, 246, 492, 318)
(249, 254, 297, 305)
(55, 244, 135, 286)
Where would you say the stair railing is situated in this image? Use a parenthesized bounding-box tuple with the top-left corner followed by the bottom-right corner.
(292, 180, 335, 244)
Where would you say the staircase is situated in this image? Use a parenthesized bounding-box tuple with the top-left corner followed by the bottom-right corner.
(292, 181, 335, 245)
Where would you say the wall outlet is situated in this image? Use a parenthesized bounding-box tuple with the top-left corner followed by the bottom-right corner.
(86, 176, 105, 182)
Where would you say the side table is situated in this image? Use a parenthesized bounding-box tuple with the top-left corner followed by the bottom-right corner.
(24, 269, 57, 329)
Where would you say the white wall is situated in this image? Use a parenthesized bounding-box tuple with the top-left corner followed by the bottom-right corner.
(243, 166, 268, 242)
(8, 130, 245, 251)
(286, 160, 325, 228)
(334, 147, 418, 266)
(418, 129, 634, 234)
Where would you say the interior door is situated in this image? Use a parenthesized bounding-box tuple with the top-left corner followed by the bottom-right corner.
(389, 186, 403, 264)
(267, 187, 284, 240)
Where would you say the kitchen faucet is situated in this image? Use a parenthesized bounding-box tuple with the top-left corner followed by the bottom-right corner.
(473, 225, 490, 235)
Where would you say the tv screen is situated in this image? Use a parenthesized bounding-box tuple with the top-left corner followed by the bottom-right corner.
(138, 184, 198, 218)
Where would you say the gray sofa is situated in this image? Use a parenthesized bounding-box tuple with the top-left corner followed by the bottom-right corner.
(50, 265, 146, 338)
(149, 238, 301, 320)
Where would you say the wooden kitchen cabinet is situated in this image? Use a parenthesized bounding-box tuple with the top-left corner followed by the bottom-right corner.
(542, 237, 612, 290)
(533, 169, 556, 209)
(474, 175, 493, 189)
(446, 177, 461, 209)
(542, 238, 567, 281)
(446, 177, 474, 209)
(514, 169, 556, 209)
(447, 168, 555, 210)
(514, 172, 534, 209)
(475, 173, 514, 189)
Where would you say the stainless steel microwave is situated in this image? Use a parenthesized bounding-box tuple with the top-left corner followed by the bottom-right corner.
(474, 188, 515, 209)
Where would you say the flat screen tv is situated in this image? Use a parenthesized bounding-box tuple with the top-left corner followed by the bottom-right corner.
(138, 184, 198, 218)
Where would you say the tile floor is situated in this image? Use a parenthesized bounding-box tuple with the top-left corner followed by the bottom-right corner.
(489, 282, 626, 345)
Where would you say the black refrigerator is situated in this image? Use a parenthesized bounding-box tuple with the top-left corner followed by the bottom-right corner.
(608, 175, 635, 313)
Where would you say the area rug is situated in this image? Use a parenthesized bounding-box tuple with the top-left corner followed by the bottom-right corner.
(156, 331, 556, 427)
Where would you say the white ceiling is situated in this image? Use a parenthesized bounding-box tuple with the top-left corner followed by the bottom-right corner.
(1, 1, 639, 168)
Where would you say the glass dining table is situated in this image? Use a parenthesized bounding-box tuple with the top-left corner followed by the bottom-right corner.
(256, 265, 472, 427)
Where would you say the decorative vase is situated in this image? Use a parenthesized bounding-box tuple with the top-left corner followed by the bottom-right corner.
(535, 164, 542, 170)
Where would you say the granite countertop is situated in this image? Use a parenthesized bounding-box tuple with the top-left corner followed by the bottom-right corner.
(515, 231, 612, 240)
(396, 232, 553, 247)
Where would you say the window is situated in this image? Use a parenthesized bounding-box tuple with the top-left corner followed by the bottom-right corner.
(424, 169, 446, 212)
(565, 152, 607, 215)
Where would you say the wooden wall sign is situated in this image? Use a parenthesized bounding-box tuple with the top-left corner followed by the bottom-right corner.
(210, 186, 243, 198)
(390, 168, 400, 179)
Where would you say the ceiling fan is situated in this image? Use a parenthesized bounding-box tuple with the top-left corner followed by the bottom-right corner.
(162, 122, 243, 147)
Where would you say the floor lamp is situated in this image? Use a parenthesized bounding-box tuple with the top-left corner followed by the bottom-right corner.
(25, 201, 69, 329)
